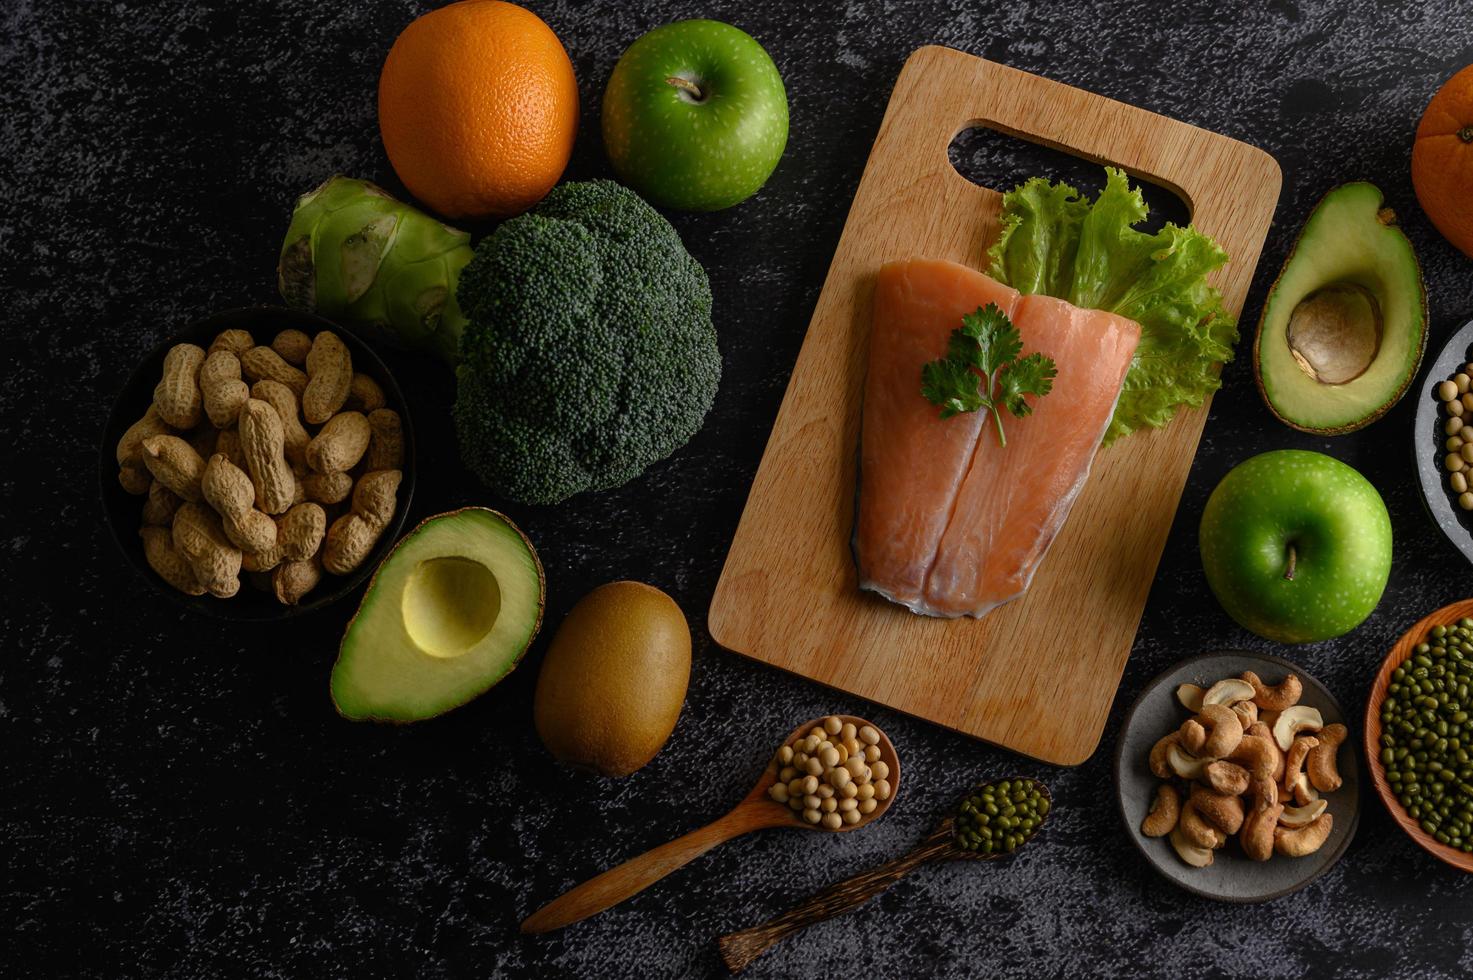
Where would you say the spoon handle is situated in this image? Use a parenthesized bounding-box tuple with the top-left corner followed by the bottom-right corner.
(717, 825, 955, 973)
(521, 800, 790, 935)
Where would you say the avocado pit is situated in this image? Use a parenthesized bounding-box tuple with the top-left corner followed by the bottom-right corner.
(402, 556, 502, 659)
(1285, 283, 1382, 386)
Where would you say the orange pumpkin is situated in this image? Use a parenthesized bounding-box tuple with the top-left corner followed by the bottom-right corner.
(1412, 64, 1473, 258)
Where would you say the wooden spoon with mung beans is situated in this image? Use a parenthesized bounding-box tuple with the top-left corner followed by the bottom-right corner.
(520, 715, 901, 935)
(716, 777, 1052, 973)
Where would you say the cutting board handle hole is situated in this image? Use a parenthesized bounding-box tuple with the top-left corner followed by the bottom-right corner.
(947, 126, 1193, 233)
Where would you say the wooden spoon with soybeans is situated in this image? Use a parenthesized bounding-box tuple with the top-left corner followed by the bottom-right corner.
(520, 715, 900, 935)
(717, 776, 1052, 973)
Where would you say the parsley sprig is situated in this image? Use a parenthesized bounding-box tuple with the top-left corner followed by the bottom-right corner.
(920, 303, 1057, 447)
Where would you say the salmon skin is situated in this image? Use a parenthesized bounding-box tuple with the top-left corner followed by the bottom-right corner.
(853, 259, 1141, 619)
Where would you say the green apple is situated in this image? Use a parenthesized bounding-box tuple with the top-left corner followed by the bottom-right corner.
(602, 19, 787, 211)
(1199, 449, 1392, 644)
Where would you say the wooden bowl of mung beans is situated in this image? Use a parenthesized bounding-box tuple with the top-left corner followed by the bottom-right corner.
(1364, 598, 1473, 874)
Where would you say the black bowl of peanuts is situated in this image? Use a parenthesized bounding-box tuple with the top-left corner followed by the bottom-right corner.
(99, 306, 416, 620)
(1415, 315, 1473, 568)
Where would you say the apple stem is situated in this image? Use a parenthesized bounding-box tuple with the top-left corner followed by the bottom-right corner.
(666, 75, 706, 103)
(1284, 544, 1297, 582)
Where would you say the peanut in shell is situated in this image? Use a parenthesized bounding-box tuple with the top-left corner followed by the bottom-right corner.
(153, 343, 206, 429)
(306, 411, 371, 474)
(302, 332, 352, 424)
(140, 525, 205, 595)
(238, 398, 296, 515)
(141, 434, 206, 502)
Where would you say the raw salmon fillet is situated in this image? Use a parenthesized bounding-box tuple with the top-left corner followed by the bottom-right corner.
(853, 260, 1021, 609)
(854, 261, 1141, 619)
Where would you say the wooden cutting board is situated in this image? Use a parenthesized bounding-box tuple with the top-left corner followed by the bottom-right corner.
(708, 46, 1281, 765)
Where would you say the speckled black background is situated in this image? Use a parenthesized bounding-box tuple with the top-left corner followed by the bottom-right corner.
(5, 1, 1473, 977)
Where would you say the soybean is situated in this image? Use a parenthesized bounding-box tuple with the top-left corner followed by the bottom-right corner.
(767, 715, 891, 829)
(1437, 367, 1473, 502)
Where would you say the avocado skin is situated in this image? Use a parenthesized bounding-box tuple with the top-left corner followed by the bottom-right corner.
(1252, 182, 1428, 436)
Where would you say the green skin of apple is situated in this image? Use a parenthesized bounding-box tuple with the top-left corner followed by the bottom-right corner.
(602, 19, 788, 212)
(1199, 449, 1392, 644)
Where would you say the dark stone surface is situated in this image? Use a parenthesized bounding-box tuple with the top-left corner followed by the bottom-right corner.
(4, 1, 1473, 977)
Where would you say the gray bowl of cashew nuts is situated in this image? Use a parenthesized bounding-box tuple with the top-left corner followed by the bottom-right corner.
(1114, 651, 1360, 903)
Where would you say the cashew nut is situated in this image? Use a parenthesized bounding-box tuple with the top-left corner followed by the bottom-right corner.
(1279, 798, 1328, 829)
(1231, 699, 1258, 730)
(1176, 683, 1205, 713)
(1226, 733, 1278, 781)
(1241, 804, 1284, 862)
(1272, 705, 1324, 752)
(1190, 783, 1245, 835)
(1274, 812, 1333, 857)
(1288, 772, 1319, 806)
(1307, 723, 1347, 793)
(1170, 826, 1215, 868)
(1282, 735, 1319, 798)
(1177, 798, 1226, 849)
(1249, 774, 1279, 809)
(1240, 786, 1284, 862)
(1167, 741, 1209, 780)
(1246, 722, 1285, 781)
(1180, 718, 1208, 755)
(1202, 677, 1256, 707)
(1150, 732, 1181, 779)
(1204, 760, 1250, 797)
(1192, 704, 1244, 760)
(1141, 784, 1181, 838)
(1241, 671, 1303, 712)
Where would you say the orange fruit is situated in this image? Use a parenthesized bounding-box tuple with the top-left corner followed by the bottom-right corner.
(378, 0, 578, 220)
(1412, 63, 1473, 258)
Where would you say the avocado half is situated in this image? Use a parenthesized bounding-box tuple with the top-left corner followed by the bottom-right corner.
(331, 507, 545, 722)
(1254, 182, 1428, 434)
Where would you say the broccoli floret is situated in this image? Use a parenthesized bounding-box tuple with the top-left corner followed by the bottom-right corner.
(452, 180, 721, 505)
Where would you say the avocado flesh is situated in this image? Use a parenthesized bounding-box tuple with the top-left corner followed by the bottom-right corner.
(1255, 182, 1426, 434)
(332, 508, 545, 722)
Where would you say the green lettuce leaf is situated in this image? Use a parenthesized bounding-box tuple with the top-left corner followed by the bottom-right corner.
(986, 178, 1090, 297)
(986, 167, 1236, 443)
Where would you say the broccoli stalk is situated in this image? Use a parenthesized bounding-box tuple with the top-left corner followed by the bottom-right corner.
(278, 176, 472, 364)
